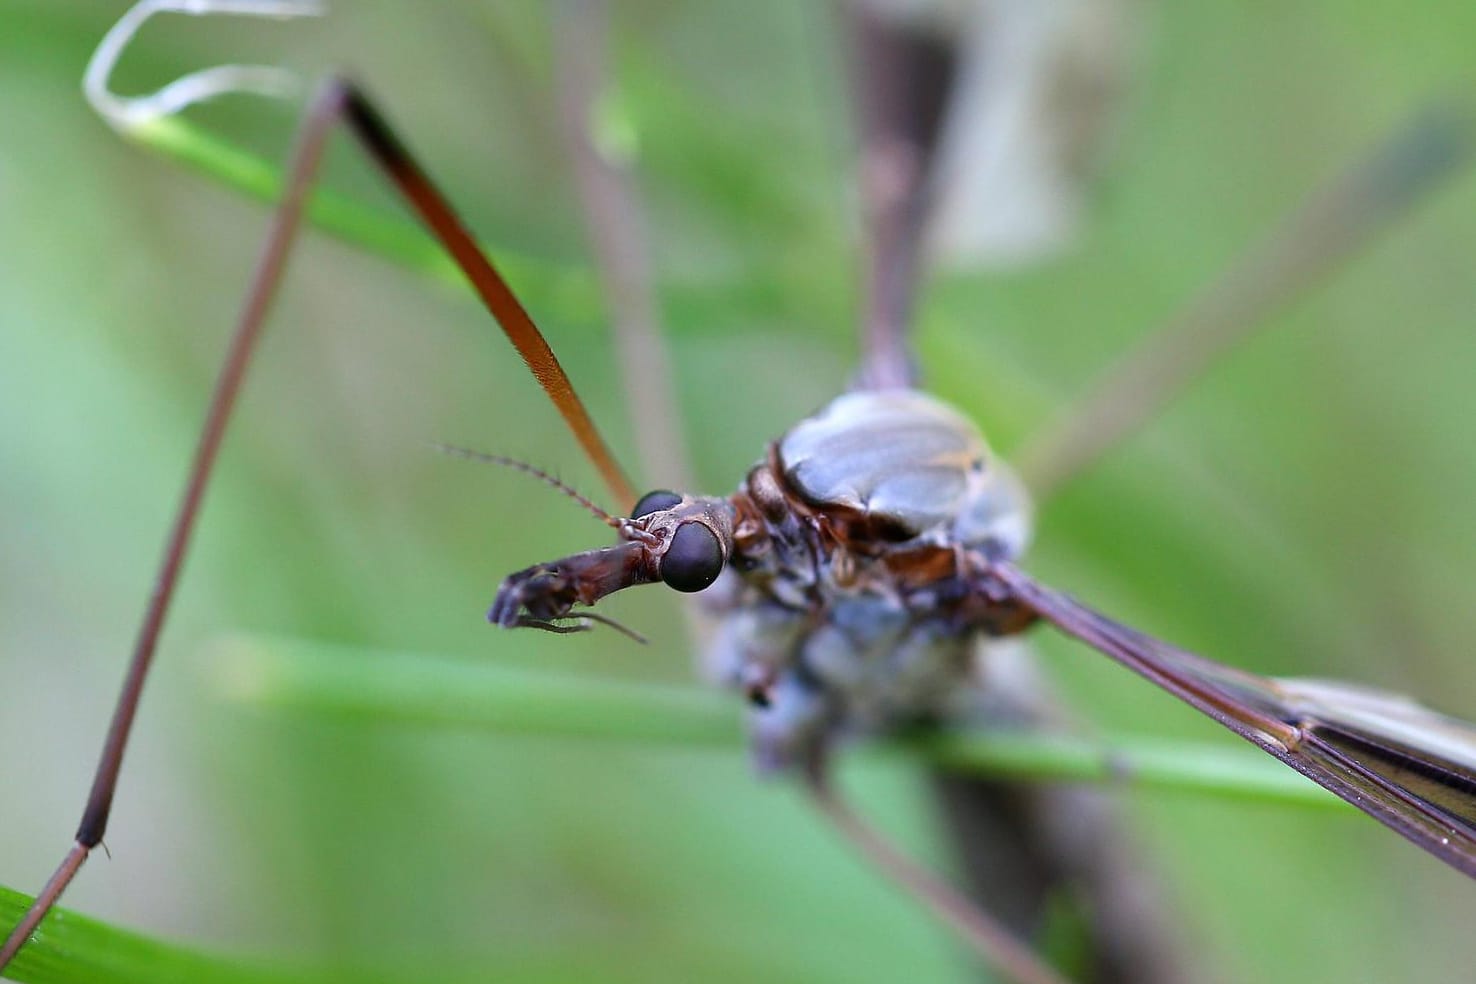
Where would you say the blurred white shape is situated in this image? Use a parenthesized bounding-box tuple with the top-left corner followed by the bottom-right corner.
(85, 0, 326, 132)
(860, 0, 1132, 268)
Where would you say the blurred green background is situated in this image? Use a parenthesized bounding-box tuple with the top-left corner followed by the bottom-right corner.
(2, 2, 1476, 982)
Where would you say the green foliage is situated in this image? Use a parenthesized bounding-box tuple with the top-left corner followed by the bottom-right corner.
(3, 3, 1476, 984)
(215, 633, 1338, 806)
(0, 887, 303, 984)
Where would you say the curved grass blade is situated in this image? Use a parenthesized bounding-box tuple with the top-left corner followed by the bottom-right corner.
(128, 115, 816, 342)
(0, 886, 310, 984)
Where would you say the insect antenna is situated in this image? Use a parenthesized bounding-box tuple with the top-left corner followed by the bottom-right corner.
(431, 443, 622, 529)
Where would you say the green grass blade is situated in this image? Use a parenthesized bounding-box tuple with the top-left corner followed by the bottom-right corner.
(0, 887, 308, 984)
(126, 115, 816, 341)
(910, 730, 1334, 807)
(133, 116, 588, 305)
(214, 634, 1343, 809)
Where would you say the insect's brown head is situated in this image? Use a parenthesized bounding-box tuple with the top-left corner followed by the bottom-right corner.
(627, 489, 733, 593)
(489, 488, 735, 636)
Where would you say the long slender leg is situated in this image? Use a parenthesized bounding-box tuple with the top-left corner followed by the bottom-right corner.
(847, 0, 1073, 965)
(550, 22, 1042, 969)
(1016, 101, 1476, 499)
(546, 19, 1074, 975)
(848, 5, 959, 391)
(0, 73, 641, 974)
(339, 88, 636, 508)
(846, 10, 1189, 982)
(0, 78, 345, 974)
(552, 0, 692, 494)
(547, 2, 725, 663)
(801, 759, 1071, 984)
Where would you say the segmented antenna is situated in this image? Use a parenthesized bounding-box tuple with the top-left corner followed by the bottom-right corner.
(432, 443, 620, 528)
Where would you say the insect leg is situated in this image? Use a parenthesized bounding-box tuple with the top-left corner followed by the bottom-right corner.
(801, 755, 1072, 984)
(0, 76, 347, 974)
(1015, 100, 1476, 498)
(337, 86, 636, 508)
(845, 11, 1188, 980)
(848, 4, 960, 391)
(4, 38, 652, 966)
(552, 0, 692, 493)
(547, 23, 1057, 972)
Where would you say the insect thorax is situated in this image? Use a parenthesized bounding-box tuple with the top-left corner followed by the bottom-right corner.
(710, 390, 1035, 769)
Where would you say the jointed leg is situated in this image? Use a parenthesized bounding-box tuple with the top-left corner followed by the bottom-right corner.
(1, 57, 643, 974)
(0, 76, 347, 974)
(801, 754, 1072, 984)
(1016, 102, 1476, 499)
(552, 0, 692, 494)
(848, 5, 960, 391)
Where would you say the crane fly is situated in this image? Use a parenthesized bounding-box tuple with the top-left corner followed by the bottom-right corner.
(3, 3, 1476, 983)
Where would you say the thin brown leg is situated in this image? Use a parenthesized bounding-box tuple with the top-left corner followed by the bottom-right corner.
(846, 11, 1188, 981)
(549, 1, 720, 659)
(0, 77, 348, 974)
(841, 11, 1173, 981)
(549, 23, 1063, 971)
(337, 87, 636, 509)
(552, 0, 692, 494)
(848, 5, 960, 391)
(1, 73, 641, 974)
(802, 757, 1072, 984)
(1016, 101, 1476, 499)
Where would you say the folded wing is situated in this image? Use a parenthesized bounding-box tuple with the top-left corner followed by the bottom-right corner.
(993, 563, 1476, 879)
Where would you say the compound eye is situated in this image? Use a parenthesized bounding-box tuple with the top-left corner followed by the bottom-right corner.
(660, 522, 724, 593)
(631, 489, 682, 519)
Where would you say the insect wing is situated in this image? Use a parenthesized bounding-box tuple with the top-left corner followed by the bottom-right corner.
(994, 564, 1476, 879)
(1273, 678, 1476, 834)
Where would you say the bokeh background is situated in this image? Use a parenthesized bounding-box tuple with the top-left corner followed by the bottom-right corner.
(3, 2, 1476, 982)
